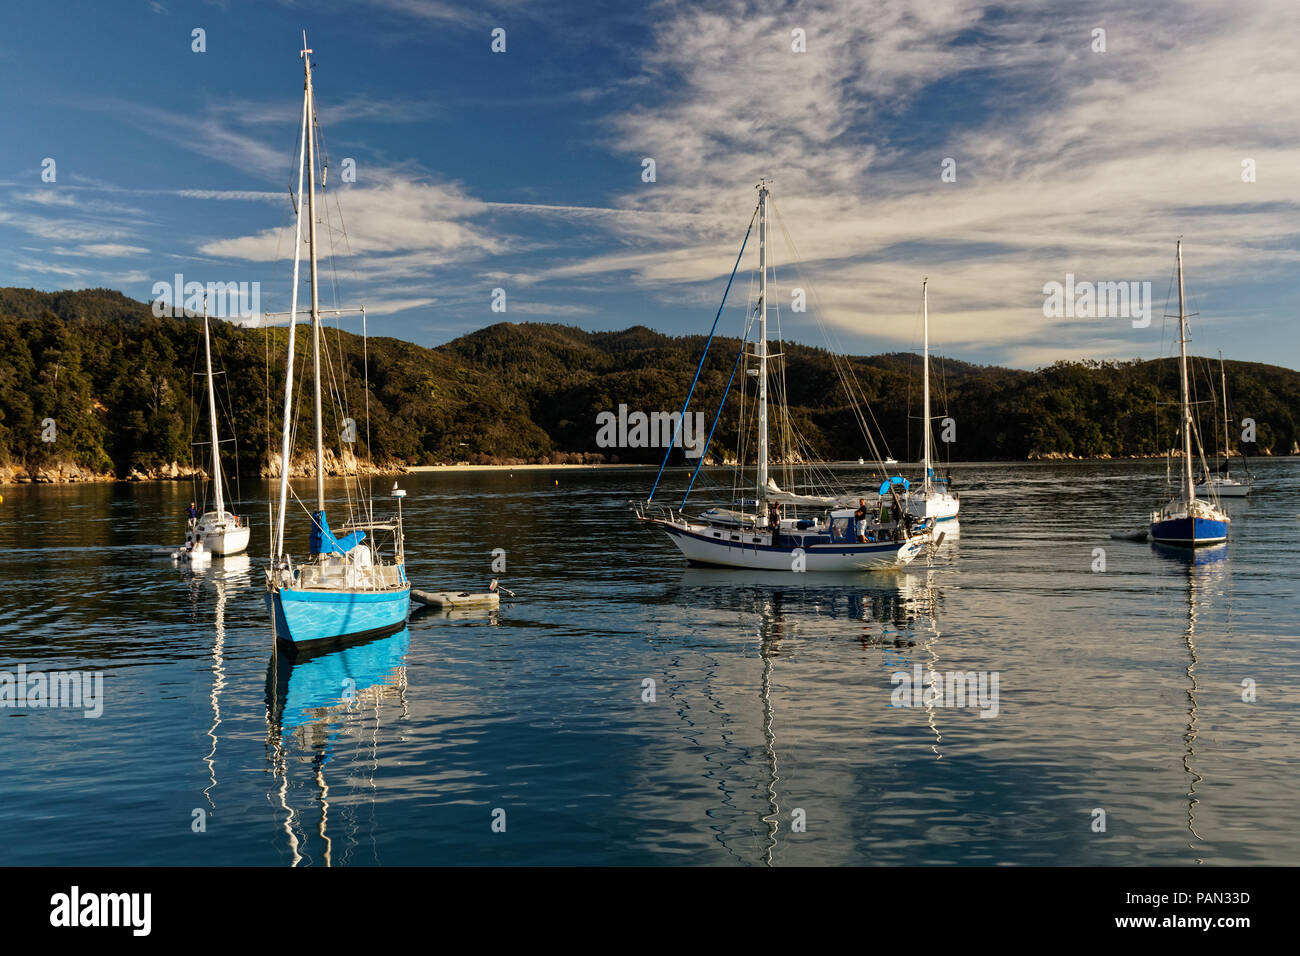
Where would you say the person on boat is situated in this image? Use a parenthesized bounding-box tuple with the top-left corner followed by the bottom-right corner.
(945, 468, 953, 490)
(187, 502, 197, 524)
(854, 498, 869, 542)
(768, 503, 782, 546)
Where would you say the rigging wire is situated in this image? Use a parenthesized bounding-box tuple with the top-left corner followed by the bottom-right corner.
(648, 205, 758, 502)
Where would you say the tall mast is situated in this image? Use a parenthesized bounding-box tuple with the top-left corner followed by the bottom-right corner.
(273, 39, 311, 562)
(305, 40, 325, 513)
(1220, 351, 1230, 460)
(922, 277, 931, 496)
(756, 181, 769, 508)
(1176, 239, 1195, 503)
(202, 302, 224, 516)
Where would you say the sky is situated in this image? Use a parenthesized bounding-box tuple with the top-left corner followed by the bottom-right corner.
(0, 0, 1297, 370)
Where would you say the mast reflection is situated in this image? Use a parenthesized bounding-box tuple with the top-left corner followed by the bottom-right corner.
(673, 566, 946, 863)
(1152, 540, 1227, 861)
(194, 554, 251, 814)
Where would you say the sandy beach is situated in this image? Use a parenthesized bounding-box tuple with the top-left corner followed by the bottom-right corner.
(405, 462, 658, 473)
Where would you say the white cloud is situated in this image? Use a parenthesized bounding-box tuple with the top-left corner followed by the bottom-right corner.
(199, 175, 504, 264)
(502, 302, 596, 316)
(540, 0, 1300, 361)
(76, 243, 151, 257)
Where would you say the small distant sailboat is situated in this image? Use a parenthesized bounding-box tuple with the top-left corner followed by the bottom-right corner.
(1150, 241, 1229, 547)
(1195, 351, 1252, 498)
(190, 302, 250, 557)
(265, 37, 410, 649)
(906, 279, 959, 524)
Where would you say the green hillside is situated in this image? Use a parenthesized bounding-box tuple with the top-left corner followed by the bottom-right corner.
(0, 287, 1295, 478)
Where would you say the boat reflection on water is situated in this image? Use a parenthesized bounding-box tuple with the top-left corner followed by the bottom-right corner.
(672, 567, 944, 645)
(202, 556, 251, 809)
(180, 552, 252, 620)
(264, 627, 412, 866)
(1151, 539, 1228, 569)
(178, 552, 253, 813)
(1152, 539, 1228, 861)
(671, 566, 947, 864)
(410, 603, 499, 625)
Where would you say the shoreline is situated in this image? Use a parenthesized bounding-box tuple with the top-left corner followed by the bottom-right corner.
(406, 462, 657, 472)
(3, 455, 1292, 487)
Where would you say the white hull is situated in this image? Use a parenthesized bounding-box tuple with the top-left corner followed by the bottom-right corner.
(203, 526, 251, 555)
(195, 512, 250, 555)
(1195, 478, 1251, 497)
(907, 490, 959, 522)
(660, 521, 923, 571)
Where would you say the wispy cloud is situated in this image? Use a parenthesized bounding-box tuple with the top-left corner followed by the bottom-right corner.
(73, 243, 151, 257)
(502, 301, 595, 316)
(536, 0, 1300, 362)
(198, 172, 505, 265)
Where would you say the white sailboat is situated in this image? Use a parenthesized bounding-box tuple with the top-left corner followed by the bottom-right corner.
(265, 36, 410, 649)
(1195, 351, 1252, 497)
(1149, 240, 1229, 547)
(636, 181, 932, 571)
(191, 302, 250, 556)
(906, 279, 959, 524)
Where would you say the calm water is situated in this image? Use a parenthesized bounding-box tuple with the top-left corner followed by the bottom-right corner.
(1, 460, 1297, 866)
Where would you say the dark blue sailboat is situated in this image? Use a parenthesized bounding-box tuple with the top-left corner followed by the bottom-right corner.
(1149, 240, 1229, 547)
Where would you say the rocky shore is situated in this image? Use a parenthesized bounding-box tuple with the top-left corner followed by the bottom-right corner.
(4, 445, 1293, 484)
(0, 449, 407, 485)
(1025, 447, 1293, 460)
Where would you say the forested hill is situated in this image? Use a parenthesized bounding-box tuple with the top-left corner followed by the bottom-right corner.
(1, 286, 1296, 479)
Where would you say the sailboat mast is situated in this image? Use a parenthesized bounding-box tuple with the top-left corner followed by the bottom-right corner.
(756, 181, 769, 508)
(1220, 351, 1230, 460)
(305, 44, 325, 513)
(1176, 239, 1195, 503)
(202, 305, 224, 516)
(922, 277, 931, 495)
(273, 42, 311, 562)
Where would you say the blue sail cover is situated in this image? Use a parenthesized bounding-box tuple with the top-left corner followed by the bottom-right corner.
(309, 511, 366, 555)
(878, 476, 911, 496)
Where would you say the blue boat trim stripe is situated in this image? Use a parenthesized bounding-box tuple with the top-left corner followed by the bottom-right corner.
(664, 522, 911, 556)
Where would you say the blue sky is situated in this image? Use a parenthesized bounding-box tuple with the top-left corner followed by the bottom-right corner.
(1, 0, 1297, 369)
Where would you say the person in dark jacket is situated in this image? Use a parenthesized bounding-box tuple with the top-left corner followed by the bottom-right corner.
(854, 498, 869, 542)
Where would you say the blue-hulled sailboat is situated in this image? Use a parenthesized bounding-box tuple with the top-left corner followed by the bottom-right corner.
(265, 37, 410, 649)
(1149, 240, 1229, 547)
